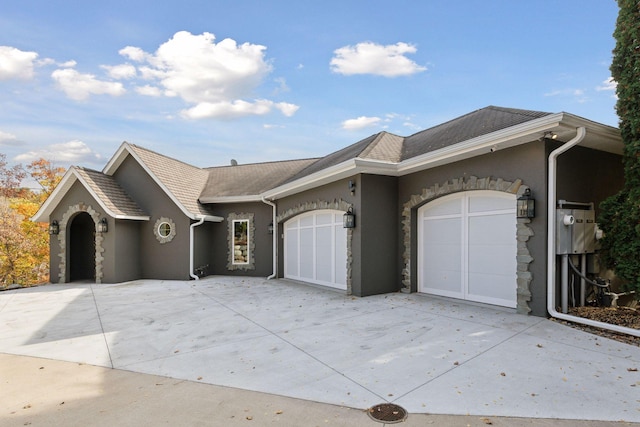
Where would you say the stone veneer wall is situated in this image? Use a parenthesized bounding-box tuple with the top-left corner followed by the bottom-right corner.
(401, 176, 534, 314)
(57, 203, 105, 284)
(276, 199, 353, 295)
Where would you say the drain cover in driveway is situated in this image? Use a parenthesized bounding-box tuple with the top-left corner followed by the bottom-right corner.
(367, 403, 408, 423)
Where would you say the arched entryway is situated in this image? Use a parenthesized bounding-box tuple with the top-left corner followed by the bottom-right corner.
(69, 212, 96, 282)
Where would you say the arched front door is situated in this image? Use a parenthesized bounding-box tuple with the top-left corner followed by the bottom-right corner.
(69, 212, 96, 282)
(284, 210, 347, 290)
(418, 190, 517, 308)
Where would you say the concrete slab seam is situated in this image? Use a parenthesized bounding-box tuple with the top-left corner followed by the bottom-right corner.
(191, 285, 390, 403)
(89, 283, 114, 368)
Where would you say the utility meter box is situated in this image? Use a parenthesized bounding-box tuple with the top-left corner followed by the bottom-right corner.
(556, 207, 596, 255)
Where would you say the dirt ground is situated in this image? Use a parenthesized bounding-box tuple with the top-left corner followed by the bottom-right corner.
(557, 306, 640, 346)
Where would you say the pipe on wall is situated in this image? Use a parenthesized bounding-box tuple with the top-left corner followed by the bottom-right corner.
(189, 216, 206, 280)
(261, 197, 277, 280)
(547, 126, 640, 337)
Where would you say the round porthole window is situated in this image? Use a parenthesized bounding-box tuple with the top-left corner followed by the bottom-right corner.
(154, 217, 176, 244)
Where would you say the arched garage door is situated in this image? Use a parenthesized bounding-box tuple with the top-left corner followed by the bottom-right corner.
(418, 191, 517, 308)
(284, 210, 347, 290)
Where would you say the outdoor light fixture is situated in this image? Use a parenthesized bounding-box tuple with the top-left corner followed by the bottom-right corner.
(49, 220, 59, 235)
(544, 131, 558, 140)
(343, 207, 355, 228)
(348, 180, 356, 195)
(268, 221, 274, 234)
(517, 188, 535, 219)
(98, 218, 108, 233)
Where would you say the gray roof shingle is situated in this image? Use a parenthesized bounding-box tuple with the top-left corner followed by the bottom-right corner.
(75, 167, 148, 218)
(401, 106, 551, 160)
(200, 158, 319, 199)
(127, 144, 217, 217)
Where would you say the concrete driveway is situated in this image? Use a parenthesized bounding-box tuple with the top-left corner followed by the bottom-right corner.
(1, 276, 639, 422)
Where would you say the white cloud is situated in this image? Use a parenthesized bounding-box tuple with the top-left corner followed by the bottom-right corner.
(102, 63, 136, 79)
(119, 46, 148, 62)
(121, 31, 298, 119)
(181, 99, 299, 120)
(58, 60, 76, 68)
(0, 130, 22, 146)
(51, 68, 126, 101)
(596, 77, 617, 92)
(14, 140, 102, 164)
(135, 84, 163, 97)
(0, 46, 39, 80)
(342, 116, 382, 130)
(331, 42, 427, 77)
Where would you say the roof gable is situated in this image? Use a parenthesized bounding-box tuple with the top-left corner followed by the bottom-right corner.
(104, 142, 221, 220)
(32, 166, 149, 222)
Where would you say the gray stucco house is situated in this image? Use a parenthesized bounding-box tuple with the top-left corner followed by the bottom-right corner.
(33, 106, 624, 317)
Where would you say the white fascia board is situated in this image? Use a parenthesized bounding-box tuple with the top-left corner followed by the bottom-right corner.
(261, 159, 360, 199)
(397, 113, 566, 176)
(196, 215, 224, 222)
(104, 142, 203, 220)
(199, 195, 263, 204)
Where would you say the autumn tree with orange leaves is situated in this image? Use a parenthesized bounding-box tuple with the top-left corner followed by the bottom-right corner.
(0, 154, 65, 287)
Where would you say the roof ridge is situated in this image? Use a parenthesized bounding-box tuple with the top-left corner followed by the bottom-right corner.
(204, 157, 321, 170)
(127, 143, 204, 171)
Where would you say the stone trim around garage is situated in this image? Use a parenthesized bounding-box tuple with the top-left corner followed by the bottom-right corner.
(56, 203, 106, 284)
(276, 199, 353, 295)
(401, 176, 534, 314)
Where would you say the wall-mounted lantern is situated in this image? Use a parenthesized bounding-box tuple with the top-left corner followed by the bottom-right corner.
(517, 188, 535, 219)
(49, 220, 60, 235)
(98, 218, 109, 233)
(343, 207, 356, 228)
(268, 221, 274, 234)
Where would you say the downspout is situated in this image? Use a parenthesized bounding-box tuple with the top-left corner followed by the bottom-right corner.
(189, 216, 206, 280)
(261, 196, 277, 279)
(547, 127, 640, 337)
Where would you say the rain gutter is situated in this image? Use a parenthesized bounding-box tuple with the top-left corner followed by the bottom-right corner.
(547, 126, 640, 337)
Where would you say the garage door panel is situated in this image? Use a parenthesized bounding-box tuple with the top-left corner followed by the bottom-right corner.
(284, 210, 347, 291)
(299, 228, 314, 279)
(419, 191, 516, 308)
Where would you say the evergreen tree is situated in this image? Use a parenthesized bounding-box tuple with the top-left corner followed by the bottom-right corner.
(598, 0, 640, 296)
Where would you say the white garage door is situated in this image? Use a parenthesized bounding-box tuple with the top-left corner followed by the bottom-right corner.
(284, 210, 347, 290)
(418, 191, 517, 308)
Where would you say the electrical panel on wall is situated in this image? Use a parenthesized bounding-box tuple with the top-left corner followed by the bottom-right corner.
(556, 203, 597, 255)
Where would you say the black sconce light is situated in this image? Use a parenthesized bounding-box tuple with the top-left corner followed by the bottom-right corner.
(98, 218, 109, 233)
(343, 207, 355, 228)
(348, 180, 356, 195)
(268, 221, 274, 234)
(49, 220, 60, 235)
(517, 188, 535, 219)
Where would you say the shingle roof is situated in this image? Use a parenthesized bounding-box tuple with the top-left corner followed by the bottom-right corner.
(200, 158, 319, 200)
(401, 106, 551, 160)
(281, 106, 551, 183)
(126, 144, 217, 217)
(74, 167, 148, 218)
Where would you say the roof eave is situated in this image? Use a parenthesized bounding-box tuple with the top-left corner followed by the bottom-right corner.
(397, 112, 567, 176)
(261, 158, 397, 200)
(199, 195, 263, 204)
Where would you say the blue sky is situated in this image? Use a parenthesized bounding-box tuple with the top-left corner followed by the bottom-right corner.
(0, 1, 620, 176)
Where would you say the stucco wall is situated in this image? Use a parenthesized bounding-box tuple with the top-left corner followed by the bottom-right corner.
(113, 155, 191, 280)
(207, 202, 274, 277)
